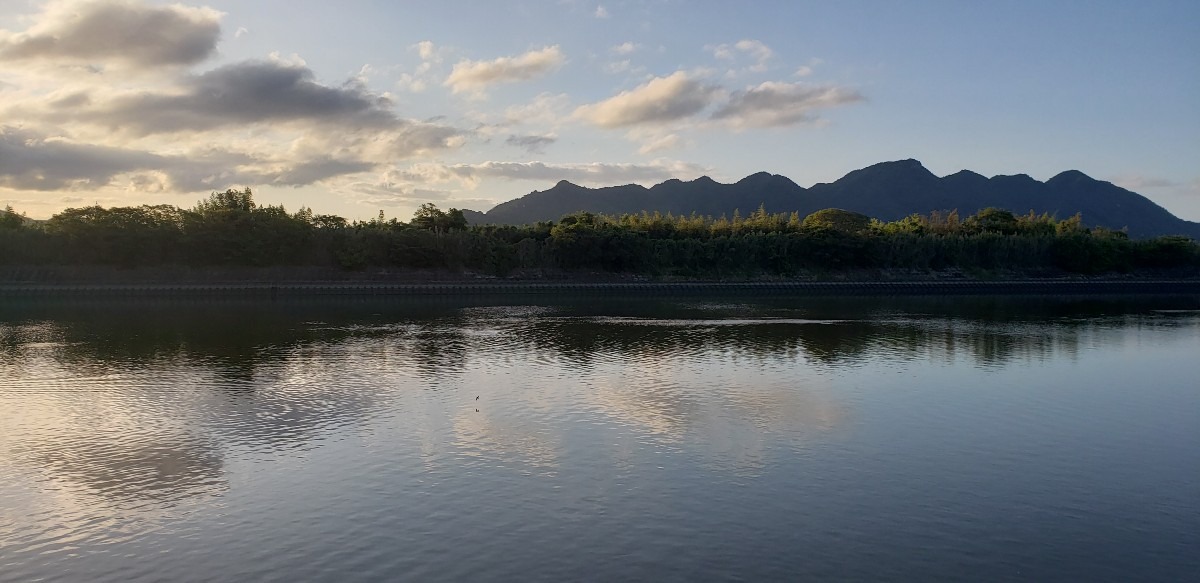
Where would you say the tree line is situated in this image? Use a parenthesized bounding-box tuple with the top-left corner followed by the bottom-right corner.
(1, 190, 1197, 277)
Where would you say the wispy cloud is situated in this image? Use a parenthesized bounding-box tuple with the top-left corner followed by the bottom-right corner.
(391, 159, 708, 188)
(636, 133, 683, 155)
(709, 39, 774, 73)
(712, 82, 863, 129)
(505, 134, 558, 154)
(445, 45, 565, 95)
(1110, 175, 1176, 190)
(611, 42, 639, 55)
(504, 92, 571, 126)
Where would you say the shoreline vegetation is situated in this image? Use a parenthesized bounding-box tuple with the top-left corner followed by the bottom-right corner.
(2, 189, 1198, 292)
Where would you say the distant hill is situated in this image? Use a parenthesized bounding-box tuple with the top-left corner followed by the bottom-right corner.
(469, 159, 1200, 239)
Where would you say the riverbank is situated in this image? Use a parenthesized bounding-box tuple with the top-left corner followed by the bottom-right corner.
(3, 266, 1198, 297)
(3, 279, 1199, 297)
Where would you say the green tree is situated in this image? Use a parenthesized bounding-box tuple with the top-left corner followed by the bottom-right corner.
(964, 207, 1019, 234)
(801, 208, 871, 234)
(0, 205, 25, 230)
(412, 203, 468, 233)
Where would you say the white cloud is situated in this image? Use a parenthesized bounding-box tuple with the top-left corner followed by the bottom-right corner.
(573, 71, 721, 128)
(794, 57, 822, 77)
(604, 59, 632, 74)
(234, 26, 249, 39)
(1110, 175, 1177, 190)
(712, 81, 863, 129)
(396, 73, 427, 93)
(709, 39, 774, 73)
(444, 45, 565, 95)
(636, 133, 683, 155)
(0, 0, 223, 71)
(504, 92, 571, 126)
(611, 42, 639, 55)
(594, 5, 610, 18)
(735, 40, 773, 71)
(416, 40, 438, 62)
(392, 41, 442, 93)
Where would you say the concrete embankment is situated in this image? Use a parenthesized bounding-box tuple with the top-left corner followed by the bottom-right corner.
(2, 280, 1199, 297)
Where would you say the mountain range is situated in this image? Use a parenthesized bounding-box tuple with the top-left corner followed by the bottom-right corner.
(464, 159, 1200, 239)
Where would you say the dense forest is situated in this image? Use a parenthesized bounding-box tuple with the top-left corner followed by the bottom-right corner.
(2, 189, 1198, 278)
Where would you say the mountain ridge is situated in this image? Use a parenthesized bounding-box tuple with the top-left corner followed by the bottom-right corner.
(468, 160, 1199, 239)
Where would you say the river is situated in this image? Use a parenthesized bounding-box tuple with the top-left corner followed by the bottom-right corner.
(1, 295, 1198, 581)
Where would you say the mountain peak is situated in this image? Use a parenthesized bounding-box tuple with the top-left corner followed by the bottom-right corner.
(947, 169, 987, 180)
(738, 171, 773, 182)
(836, 159, 938, 188)
(1047, 169, 1095, 185)
(872, 158, 928, 170)
(990, 173, 1038, 184)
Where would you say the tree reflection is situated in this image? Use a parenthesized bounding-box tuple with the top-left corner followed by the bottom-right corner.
(1, 294, 1195, 492)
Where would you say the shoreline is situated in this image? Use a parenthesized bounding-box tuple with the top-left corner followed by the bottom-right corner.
(3, 279, 1199, 297)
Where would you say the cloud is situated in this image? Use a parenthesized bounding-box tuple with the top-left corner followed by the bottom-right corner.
(35, 59, 463, 158)
(709, 39, 774, 73)
(504, 92, 571, 126)
(394, 160, 707, 188)
(594, 5, 610, 18)
(611, 42, 639, 55)
(393, 40, 442, 92)
(63, 60, 396, 133)
(1110, 175, 1177, 190)
(416, 40, 438, 62)
(234, 27, 249, 39)
(396, 73, 427, 93)
(604, 59, 633, 74)
(794, 57, 822, 78)
(344, 174, 455, 204)
(505, 134, 558, 154)
(712, 82, 863, 129)
(0, 126, 390, 193)
(445, 46, 565, 95)
(0, 126, 165, 190)
(637, 134, 682, 155)
(0, 0, 222, 70)
(573, 71, 721, 128)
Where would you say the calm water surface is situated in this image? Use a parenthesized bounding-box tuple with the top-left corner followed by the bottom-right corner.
(1, 295, 1198, 582)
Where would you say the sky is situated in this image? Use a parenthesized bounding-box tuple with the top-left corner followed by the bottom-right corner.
(1, 0, 1197, 222)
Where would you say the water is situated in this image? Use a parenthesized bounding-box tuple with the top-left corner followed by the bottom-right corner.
(1, 295, 1198, 582)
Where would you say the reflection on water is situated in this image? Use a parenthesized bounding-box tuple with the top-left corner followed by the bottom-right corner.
(1, 295, 1198, 581)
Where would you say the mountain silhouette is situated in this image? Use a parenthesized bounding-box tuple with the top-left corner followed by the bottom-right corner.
(470, 159, 1199, 238)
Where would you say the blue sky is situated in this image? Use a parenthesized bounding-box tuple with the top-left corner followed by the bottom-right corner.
(1, 0, 1197, 221)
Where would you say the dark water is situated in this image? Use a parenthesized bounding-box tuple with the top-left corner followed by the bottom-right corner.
(1, 295, 1198, 582)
